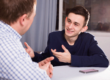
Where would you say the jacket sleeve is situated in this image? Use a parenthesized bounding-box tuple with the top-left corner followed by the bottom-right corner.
(32, 46, 50, 62)
(71, 36, 109, 67)
(32, 34, 51, 62)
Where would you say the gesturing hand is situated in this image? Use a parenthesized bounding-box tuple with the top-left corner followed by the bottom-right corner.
(24, 42, 35, 58)
(51, 45, 71, 63)
(39, 57, 54, 78)
(38, 57, 54, 66)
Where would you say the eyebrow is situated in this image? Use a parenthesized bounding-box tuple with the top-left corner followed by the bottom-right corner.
(67, 18, 71, 21)
(67, 17, 70, 19)
(67, 17, 80, 26)
(74, 22, 80, 26)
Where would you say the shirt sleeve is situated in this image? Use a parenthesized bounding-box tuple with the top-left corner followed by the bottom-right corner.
(0, 38, 51, 80)
(71, 36, 109, 67)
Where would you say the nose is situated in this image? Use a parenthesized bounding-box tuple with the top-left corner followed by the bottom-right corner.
(68, 23, 73, 29)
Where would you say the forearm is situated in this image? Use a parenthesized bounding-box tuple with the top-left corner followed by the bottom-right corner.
(32, 52, 50, 62)
(32, 52, 43, 62)
(71, 54, 109, 67)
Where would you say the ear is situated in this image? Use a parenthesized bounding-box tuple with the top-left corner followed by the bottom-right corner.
(19, 14, 28, 26)
(81, 26, 88, 32)
(65, 17, 67, 22)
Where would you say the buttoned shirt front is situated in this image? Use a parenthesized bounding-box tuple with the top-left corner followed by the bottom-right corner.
(0, 21, 50, 80)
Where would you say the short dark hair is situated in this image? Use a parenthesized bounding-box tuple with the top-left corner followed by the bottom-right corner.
(0, 0, 36, 25)
(66, 6, 90, 27)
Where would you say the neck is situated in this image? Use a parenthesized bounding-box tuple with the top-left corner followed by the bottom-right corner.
(10, 21, 22, 35)
(64, 34, 79, 46)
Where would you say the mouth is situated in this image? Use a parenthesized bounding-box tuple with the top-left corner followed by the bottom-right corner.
(66, 29, 74, 33)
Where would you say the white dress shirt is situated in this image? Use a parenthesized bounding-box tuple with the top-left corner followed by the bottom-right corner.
(0, 21, 50, 80)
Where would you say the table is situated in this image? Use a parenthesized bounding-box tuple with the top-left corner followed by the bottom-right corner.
(51, 65, 110, 80)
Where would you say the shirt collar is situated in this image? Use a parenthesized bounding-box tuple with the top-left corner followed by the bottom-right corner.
(0, 21, 22, 40)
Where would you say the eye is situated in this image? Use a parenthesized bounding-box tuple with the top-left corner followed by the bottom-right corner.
(74, 22, 79, 26)
(67, 19, 71, 23)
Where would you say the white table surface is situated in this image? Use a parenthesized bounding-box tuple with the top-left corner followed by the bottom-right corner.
(51, 65, 110, 80)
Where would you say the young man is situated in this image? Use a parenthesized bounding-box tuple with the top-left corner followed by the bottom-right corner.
(25, 6, 109, 67)
(0, 0, 54, 80)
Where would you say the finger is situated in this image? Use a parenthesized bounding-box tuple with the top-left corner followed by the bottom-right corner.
(53, 53, 62, 60)
(52, 53, 61, 58)
(38, 60, 45, 66)
(24, 42, 30, 48)
(52, 50, 61, 56)
(54, 49, 56, 52)
(53, 53, 61, 57)
(49, 64, 53, 78)
(39, 60, 47, 66)
(49, 64, 53, 71)
(51, 49, 56, 53)
(39, 61, 50, 68)
(38, 62, 43, 66)
(51, 49, 54, 54)
(51, 49, 59, 55)
(51, 49, 63, 59)
(39, 62, 51, 76)
(45, 62, 50, 67)
(46, 62, 51, 77)
(44, 57, 54, 63)
(25, 47, 30, 53)
(40, 57, 54, 66)
(49, 72, 53, 78)
(62, 45, 68, 52)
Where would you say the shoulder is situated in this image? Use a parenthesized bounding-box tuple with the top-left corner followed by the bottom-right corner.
(80, 32, 94, 39)
(49, 30, 63, 38)
(50, 30, 62, 35)
(79, 32, 96, 44)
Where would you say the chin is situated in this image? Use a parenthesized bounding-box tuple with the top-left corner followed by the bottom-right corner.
(65, 32, 79, 38)
(65, 30, 72, 35)
(65, 32, 73, 37)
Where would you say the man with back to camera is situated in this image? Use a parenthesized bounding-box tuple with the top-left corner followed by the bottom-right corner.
(25, 6, 109, 67)
(0, 0, 54, 80)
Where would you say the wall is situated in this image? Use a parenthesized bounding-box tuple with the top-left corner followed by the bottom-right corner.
(87, 31, 110, 62)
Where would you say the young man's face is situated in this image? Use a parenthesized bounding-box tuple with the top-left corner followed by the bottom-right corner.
(65, 13, 87, 38)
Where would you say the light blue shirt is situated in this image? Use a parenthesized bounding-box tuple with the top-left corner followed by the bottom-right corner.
(0, 21, 50, 80)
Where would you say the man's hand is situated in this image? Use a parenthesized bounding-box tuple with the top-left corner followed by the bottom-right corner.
(51, 45, 71, 63)
(38, 57, 54, 66)
(39, 57, 54, 78)
(24, 42, 35, 58)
